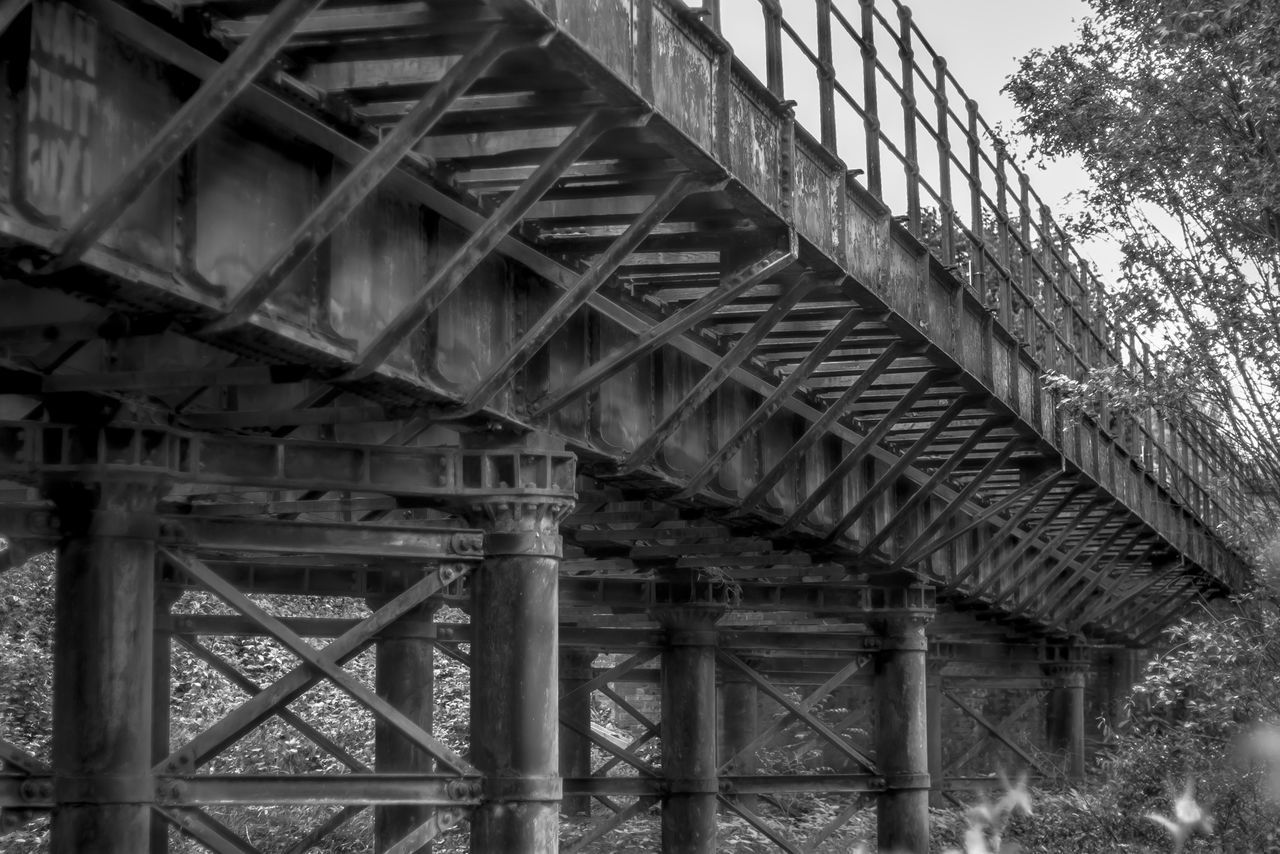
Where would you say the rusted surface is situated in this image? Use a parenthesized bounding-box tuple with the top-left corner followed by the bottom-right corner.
(22, 0, 177, 268)
(726, 81, 781, 208)
(649, 2, 713, 151)
(559, 0, 634, 85)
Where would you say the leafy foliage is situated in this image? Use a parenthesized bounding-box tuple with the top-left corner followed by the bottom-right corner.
(1006, 0, 1280, 553)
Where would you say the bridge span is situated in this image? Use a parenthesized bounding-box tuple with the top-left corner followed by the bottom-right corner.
(0, 0, 1252, 851)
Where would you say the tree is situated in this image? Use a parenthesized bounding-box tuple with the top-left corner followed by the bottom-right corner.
(1004, 0, 1280, 557)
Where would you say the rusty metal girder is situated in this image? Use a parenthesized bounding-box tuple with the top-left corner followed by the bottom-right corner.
(0, 420, 575, 503)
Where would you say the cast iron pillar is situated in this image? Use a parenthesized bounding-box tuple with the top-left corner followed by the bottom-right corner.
(458, 432, 576, 854)
(925, 646, 946, 808)
(1045, 645, 1087, 781)
(719, 662, 759, 812)
(869, 585, 935, 854)
(370, 598, 443, 853)
(151, 586, 180, 853)
(46, 476, 165, 854)
(652, 600, 724, 854)
(559, 649, 596, 817)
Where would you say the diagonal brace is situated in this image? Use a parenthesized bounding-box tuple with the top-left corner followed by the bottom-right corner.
(348, 108, 635, 377)
(204, 27, 524, 333)
(894, 470, 1063, 570)
(158, 556, 472, 774)
(824, 394, 981, 545)
(526, 248, 797, 418)
(778, 369, 941, 532)
(162, 550, 476, 775)
(739, 343, 907, 517)
(622, 275, 823, 472)
(49, 0, 331, 271)
(718, 651, 878, 774)
(849, 414, 1007, 554)
(458, 172, 708, 415)
(676, 307, 874, 499)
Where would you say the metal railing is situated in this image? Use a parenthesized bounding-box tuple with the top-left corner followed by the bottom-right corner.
(680, 0, 1250, 557)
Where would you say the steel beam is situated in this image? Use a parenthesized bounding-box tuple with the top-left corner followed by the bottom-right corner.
(50, 0, 330, 271)
(779, 371, 941, 532)
(739, 344, 908, 517)
(349, 109, 633, 377)
(158, 564, 469, 773)
(526, 249, 796, 418)
(943, 484, 1084, 595)
(969, 497, 1103, 603)
(1010, 511, 1125, 615)
(163, 550, 475, 776)
(894, 471, 1064, 569)
(205, 28, 522, 333)
(1057, 528, 1148, 622)
(622, 275, 822, 472)
(823, 395, 979, 543)
(676, 308, 873, 499)
(853, 418, 1010, 555)
(460, 173, 708, 415)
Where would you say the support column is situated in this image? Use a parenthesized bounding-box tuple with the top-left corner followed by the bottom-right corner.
(718, 660, 759, 812)
(1104, 647, 1144, 734)
(151, 586, 180, 853)
(371, 599, 442, 853)
(653, 602, 723, 854)
(1045, 646, 1087, 781)
(559, 650, 596, 817)
(460, 433, 575, 854)
(870, 586, 934, 854)
(925, 652, 944, 808)
(47, 477, 164, 854)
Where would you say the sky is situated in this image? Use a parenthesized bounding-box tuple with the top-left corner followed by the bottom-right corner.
(714, 0, 1119, 276)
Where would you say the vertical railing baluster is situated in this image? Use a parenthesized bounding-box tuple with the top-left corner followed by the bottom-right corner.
(1018, 172, 1040, 361)
(763, 0, 784, 99)
(933, 57, 954, 265)
(816, 0, 837, 152)
(966, 100, 990, 312)
(897, 7, 921, 234)
(859, 0, 883, 198)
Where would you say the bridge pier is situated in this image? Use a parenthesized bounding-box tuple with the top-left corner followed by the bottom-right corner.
(559, 649, 596, 817)
(47, 476, 165, 854)
(371, 598, 442, 853)
(462, 433, 574, 854)
(925, 655, 945, 807)
(654, 599, 724, 854)
(1046, 646, 1088, 781)
(871, 587, 935, 854)
(719, 663, 760, 811)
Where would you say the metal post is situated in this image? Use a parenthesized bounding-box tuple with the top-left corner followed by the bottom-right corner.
(1046, 649, 1087, 781)
(925, 656, 944, 808)
(718, 664, 759, 812)
(559, 650, 596, 817)
(151, 586, 179, 854)
(871, 590, 934, 854)
(654, 602, 723, 854)
(47, 476, 165, 853)
(461, 433, 575, 854)
(371, 599, 442, 853)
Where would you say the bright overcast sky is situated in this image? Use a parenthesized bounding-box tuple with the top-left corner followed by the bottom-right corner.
(716, 0, 1118, 275)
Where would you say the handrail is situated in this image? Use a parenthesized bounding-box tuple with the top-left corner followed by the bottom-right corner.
(681, 0, 1248, 554)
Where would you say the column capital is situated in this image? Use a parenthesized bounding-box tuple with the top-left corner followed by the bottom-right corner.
(43, 476, 167, 540)
(652, 602, 725, 645)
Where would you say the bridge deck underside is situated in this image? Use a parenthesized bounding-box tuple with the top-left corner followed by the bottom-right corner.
(0, 0, 1244, 647)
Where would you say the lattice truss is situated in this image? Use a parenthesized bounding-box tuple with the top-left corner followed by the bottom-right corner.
(0, 0, 1238, 672)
